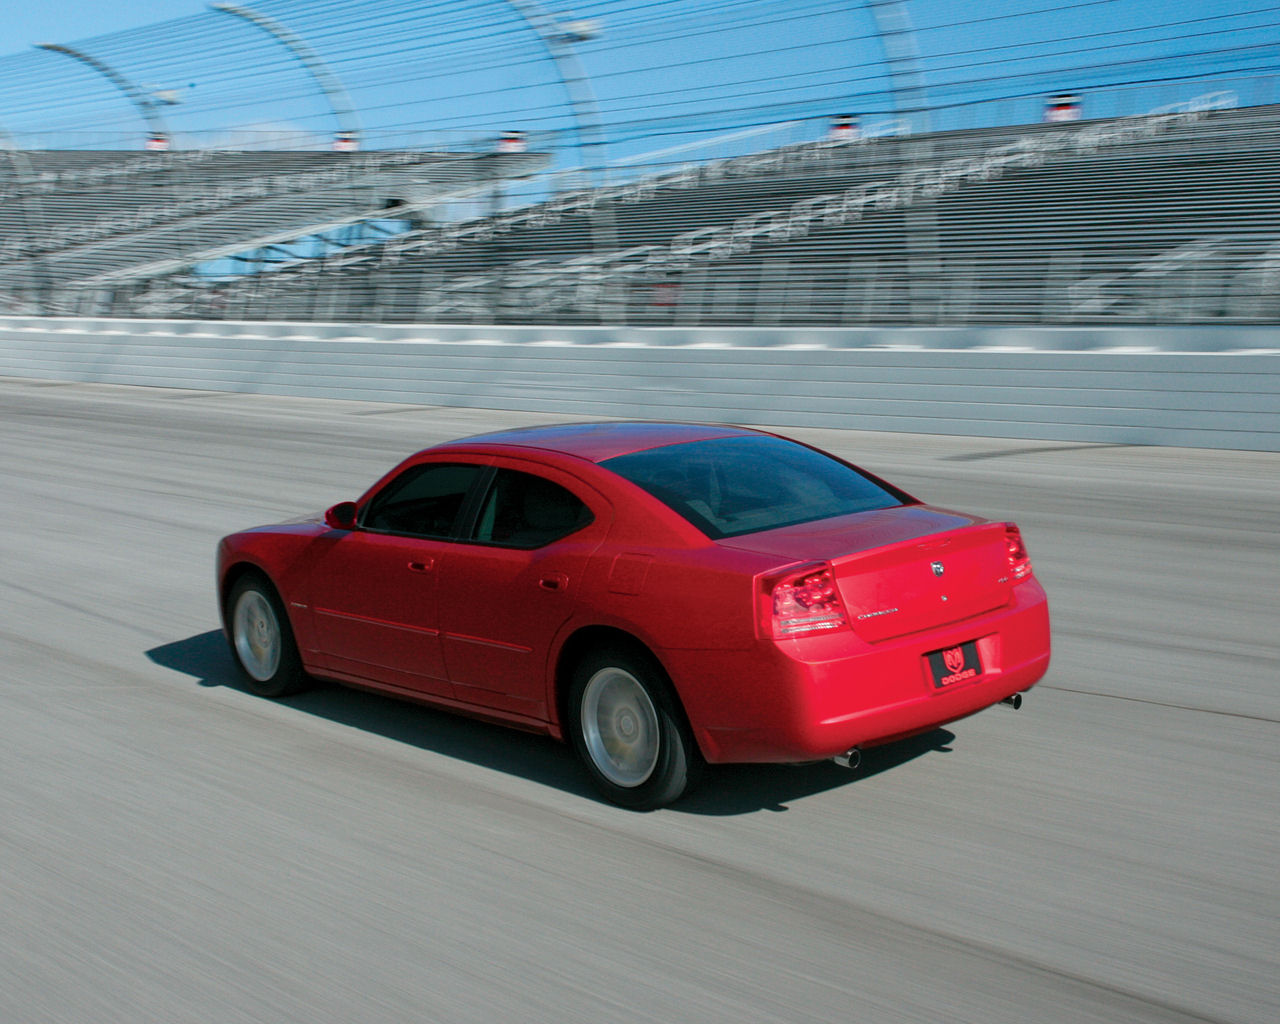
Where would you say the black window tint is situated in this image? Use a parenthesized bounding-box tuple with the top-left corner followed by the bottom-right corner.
(602, 435, 903, 539)
(362, 463, 484, 538)
(471, 469, 593, 548)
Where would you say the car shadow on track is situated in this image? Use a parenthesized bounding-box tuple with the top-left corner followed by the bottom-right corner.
(147, 630, 955, 816)
(682, 733, 956, 815)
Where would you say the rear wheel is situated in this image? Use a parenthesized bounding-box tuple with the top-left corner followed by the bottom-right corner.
(227, 574, 309, 698)
(568, 647, 698, 809)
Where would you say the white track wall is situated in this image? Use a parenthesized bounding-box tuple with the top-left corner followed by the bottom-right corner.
(1, 317, 1277, 450)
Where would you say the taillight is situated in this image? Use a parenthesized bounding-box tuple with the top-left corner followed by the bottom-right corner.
(1005, 523, 1032, 581)
(768, 562, 848, 639)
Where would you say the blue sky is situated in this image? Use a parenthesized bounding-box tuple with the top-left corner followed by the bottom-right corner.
(0, 1, 1275, 162)
(4, 2, 200, 44)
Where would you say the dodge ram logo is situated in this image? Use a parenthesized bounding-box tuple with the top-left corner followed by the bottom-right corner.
(931, 561, 945, 577)
(943, 646, 965, 674)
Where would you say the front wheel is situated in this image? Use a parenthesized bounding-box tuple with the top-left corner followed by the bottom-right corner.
(227, 574, 309, 698)
(568, 648, 699, 810)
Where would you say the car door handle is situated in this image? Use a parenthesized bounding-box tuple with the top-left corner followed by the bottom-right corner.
(539, 572, 569, 591)
(407, 558, 434, 573)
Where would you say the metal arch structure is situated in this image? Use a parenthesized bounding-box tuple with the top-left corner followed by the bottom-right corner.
(208, 3, 362, 149)
(502, 0, 607, 184)
(34, 42, 171, 146)
(501, 0, 617, 319)
(866, 0, 932, 135)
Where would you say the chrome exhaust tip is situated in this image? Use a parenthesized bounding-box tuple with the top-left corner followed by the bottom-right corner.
(833, 747, 861, 770)
(1000, 693, 1023, 710)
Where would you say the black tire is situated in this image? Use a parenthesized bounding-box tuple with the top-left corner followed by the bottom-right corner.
(226, 573, 309, 698)
(567, 646, 700, 810)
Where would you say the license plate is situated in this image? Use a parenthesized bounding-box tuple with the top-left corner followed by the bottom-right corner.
(927, 641, 981, 688)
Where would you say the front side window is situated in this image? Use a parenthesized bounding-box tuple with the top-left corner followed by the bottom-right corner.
(361, 462, 484, 539)
(602, 435, 906, 539)
(470, 469, 593, 548)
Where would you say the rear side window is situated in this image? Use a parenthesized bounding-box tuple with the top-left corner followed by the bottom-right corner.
(602, 435, 904, 539)
(361, 462, 484, 538)
(470, 469, 593, 548)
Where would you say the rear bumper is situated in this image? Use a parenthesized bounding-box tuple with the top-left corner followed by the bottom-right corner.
(664, 578, 1050, 764)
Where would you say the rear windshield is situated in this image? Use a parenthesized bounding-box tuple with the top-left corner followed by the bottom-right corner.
(601, 435, 905, 539)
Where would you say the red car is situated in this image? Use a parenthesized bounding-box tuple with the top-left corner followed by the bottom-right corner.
(217, 422, 1050, 808)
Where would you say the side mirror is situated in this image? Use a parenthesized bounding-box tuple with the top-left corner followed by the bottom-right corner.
(324, 501, 357, 530)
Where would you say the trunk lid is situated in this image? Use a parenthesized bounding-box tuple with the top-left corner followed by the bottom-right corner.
(723, 505, 1013, 641)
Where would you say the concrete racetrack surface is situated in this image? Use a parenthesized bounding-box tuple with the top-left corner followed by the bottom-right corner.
(1, 378, 1275, 1023)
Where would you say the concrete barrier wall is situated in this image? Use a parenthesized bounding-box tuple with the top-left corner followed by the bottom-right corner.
(1, 316, 1277, 450)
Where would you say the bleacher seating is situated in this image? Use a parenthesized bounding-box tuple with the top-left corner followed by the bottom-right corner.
(7, 95, 1280, 325)
(0, 149, 546, 314)
(180, 99, 1280, 326)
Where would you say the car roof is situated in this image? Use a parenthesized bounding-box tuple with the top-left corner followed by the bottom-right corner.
(437, 421, 762, 463)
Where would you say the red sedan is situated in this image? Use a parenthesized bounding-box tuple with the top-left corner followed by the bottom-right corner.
(217, 422, 1050, 808)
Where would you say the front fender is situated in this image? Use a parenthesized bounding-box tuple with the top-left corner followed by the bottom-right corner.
(216, 523, 329, 654)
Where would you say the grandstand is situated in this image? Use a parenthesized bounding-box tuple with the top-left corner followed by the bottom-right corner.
(1, 0, 1278, 328)
(4, 96, 1279, 327)
(100, 95, 1275, 327)
(0, 147, 547, 315)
